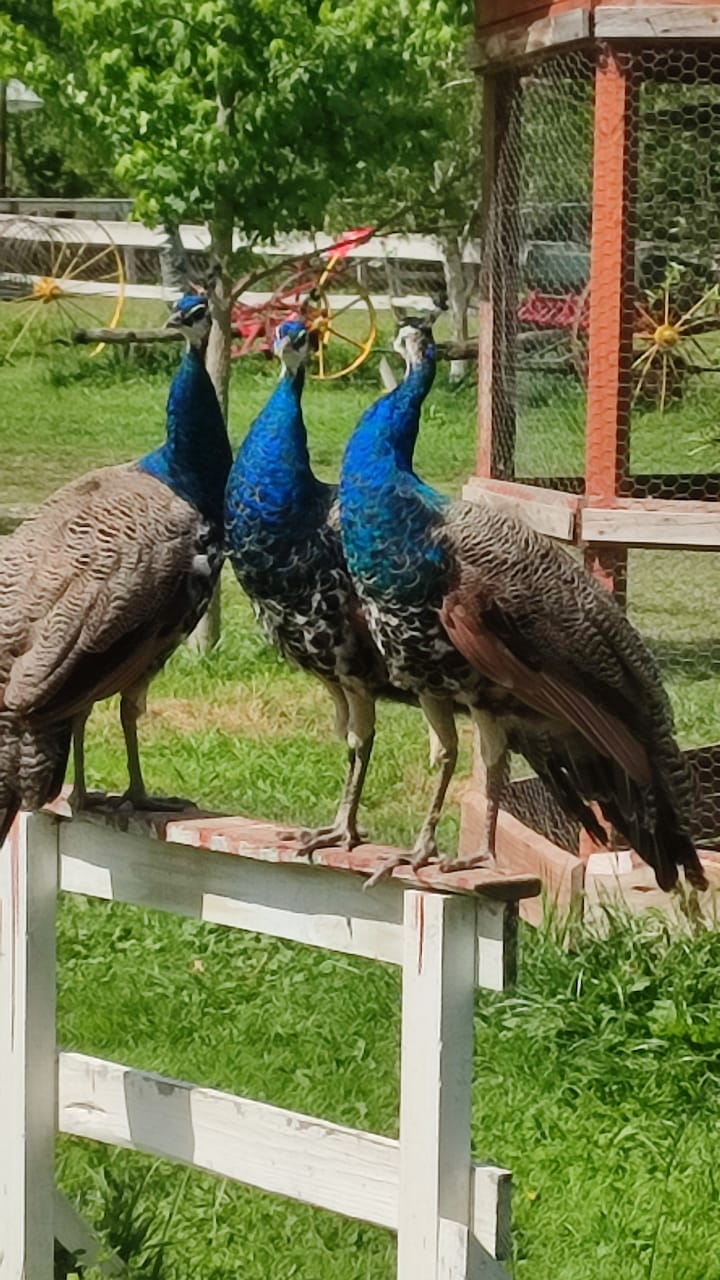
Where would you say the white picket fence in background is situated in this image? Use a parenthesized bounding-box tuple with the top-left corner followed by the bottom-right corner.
(0, 807, 531, 1279)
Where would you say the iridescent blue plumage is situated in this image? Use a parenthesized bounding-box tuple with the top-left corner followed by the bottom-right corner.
(339, 320, 705, 892)
(138, 344, 231, 529)
(225, 319, 409, 853)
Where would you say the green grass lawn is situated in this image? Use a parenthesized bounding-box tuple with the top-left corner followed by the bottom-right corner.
(2, 332, 720, 1277)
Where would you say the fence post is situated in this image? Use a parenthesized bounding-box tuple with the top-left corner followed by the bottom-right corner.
(397, 890, 478, 1280)
(0, 812, 58, 1280)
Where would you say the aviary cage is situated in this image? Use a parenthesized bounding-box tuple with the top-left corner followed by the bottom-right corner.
(462, 1, 720, 913)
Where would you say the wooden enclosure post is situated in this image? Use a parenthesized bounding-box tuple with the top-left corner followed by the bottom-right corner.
(397, 891, 478, 1280)
(0, 813, 58, 1280)
(584, 46, 637, 595)
(477, 71, 521, 481)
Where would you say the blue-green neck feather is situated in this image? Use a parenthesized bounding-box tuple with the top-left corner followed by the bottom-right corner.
(138, 347, 231, 527)
(340, 353, 448, 594)
(225, 369, 320, 529)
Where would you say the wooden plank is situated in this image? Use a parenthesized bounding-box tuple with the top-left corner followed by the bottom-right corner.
(463, 476, 578, 541)
(54, 1191, 127, 1276)
(471, 1165, 512, 1262)
(58, 818, 406, 967)
(585, 46, 637, 502)
(58, 1052, 399, 1230)
(57, 1053, 513, 1253)
(397, 892, 477, 1279)
(477, 71, 521, 481)
(0, 812, 58, 1280)
(595, 5, 720, 38)
(580, 504, 720, 548)
(58, 816, 531, 987)
(472, 10, 590, 68)
(460, 788, 584, 926)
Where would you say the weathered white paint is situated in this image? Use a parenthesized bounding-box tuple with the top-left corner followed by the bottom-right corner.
(397, 892, 478, 1279)
(0, 812, 58, 1280)
(58, 1053, 400, 1230)
(2, 811, 525, 1275)
(58, 818, 513, 990)
(463, 477, 577, 543)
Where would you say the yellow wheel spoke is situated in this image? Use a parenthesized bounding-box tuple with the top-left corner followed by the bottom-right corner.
(9, 291, 36, 305)
(5, 304, 41, 360)
(664, 286, 670, 326)
(59, 244, 88, 283)
(326, 295, 365, 320)
(51, 237, 72, 278)
(676, 285, 720, 329)
(632, 343, 658, 372)
(317, 337, 326, 378)
(63, 243, 118, 283)
(59, 296, 103, 325)
(326, 325, 365, 350)
(660, 352, 669, 412)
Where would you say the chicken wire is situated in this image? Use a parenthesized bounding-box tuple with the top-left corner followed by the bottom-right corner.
(481, 44, 720, 854)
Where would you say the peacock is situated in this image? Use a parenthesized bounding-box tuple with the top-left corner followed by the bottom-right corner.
(339, 318, 707, 893)
(0, 293, 231, 842)
(225, 317, 419, 853)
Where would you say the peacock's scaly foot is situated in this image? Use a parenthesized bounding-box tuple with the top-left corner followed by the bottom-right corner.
(113, 791, 199, 813)
(439, 851, 495, 874)
(364, 833, 440, 890)
(280, 822, 368, 859)
(68, 788, 116, 814)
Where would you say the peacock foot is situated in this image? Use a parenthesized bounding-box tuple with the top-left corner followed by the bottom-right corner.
(439, 851, 495, 874)
(68, 788, 117, 814)
(281, 822, 367, 859)
(113, 791, 199, 813)
(364, 835, 440, 890)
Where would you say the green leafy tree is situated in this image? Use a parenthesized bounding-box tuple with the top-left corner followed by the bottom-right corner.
(5, 0, 466, 405)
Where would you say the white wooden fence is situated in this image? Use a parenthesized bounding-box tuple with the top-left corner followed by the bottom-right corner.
(0, 807, 539, 1279)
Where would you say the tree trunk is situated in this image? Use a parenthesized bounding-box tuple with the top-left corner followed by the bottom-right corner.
(187, 209, 233, 654)
(440, 234, 470, 382)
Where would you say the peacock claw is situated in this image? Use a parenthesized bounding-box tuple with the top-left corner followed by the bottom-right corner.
(291, 824, 366, 859)
(439, 852, 494, 874)
(364, 844, 439, 891)
(114, 792, 198, 813)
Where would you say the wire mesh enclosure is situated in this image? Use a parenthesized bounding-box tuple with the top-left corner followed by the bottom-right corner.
(468, 9, 720, 891)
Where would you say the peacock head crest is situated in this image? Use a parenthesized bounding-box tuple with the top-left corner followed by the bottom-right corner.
(393, 316, 435, 370)
(273, 317, 314, 376)
(165, 293, 211, 349)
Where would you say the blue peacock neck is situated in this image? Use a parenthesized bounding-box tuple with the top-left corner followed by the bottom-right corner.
(226, 368, 318, 528)
(341, 353, 437, 496)
(138, 346, 232, 529)
(339, 350, 447, 595)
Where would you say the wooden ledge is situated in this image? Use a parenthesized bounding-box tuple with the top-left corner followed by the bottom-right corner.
(46, 796, 540, 904)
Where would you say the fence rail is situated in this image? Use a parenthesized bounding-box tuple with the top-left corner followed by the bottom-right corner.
(0, 806, 539, 1279)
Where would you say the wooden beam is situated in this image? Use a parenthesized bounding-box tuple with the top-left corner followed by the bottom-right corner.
(471, 10, 590, 68)
(54, 1191, 127, 1276)
(463, 476, 579, 541)
(58, 1051, 512, 1262)
(397, 892, 477, 1279)
(595, 5, 720, 40)
(585, 46, 637, 502)
(477, 72, 521, 480)
(56, 811, 537, 989)
(0, 813, 58, 1279)
(580, 502, 720, 548)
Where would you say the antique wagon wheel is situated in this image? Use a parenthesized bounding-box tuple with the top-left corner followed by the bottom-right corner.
(0, 217, 125, 363)
(231, 249, 377, 381)
(569, 269, 720, 410)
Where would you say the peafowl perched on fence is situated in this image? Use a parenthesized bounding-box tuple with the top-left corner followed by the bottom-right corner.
(225, 318, 421, 854)
(339, 319, 707, 893)
(0, 293, 231, 842)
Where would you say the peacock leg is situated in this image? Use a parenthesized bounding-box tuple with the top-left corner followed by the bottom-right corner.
(440, 710, 508, 873)
(117, 680, 196, 812)
(365, 693, 457, 888)
(68, 709, 92, 810)
(294, 688, 375, 856)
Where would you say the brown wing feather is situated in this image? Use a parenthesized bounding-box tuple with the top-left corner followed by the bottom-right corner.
(441, 595, 652, 787)
(0, 466, 205, 722)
